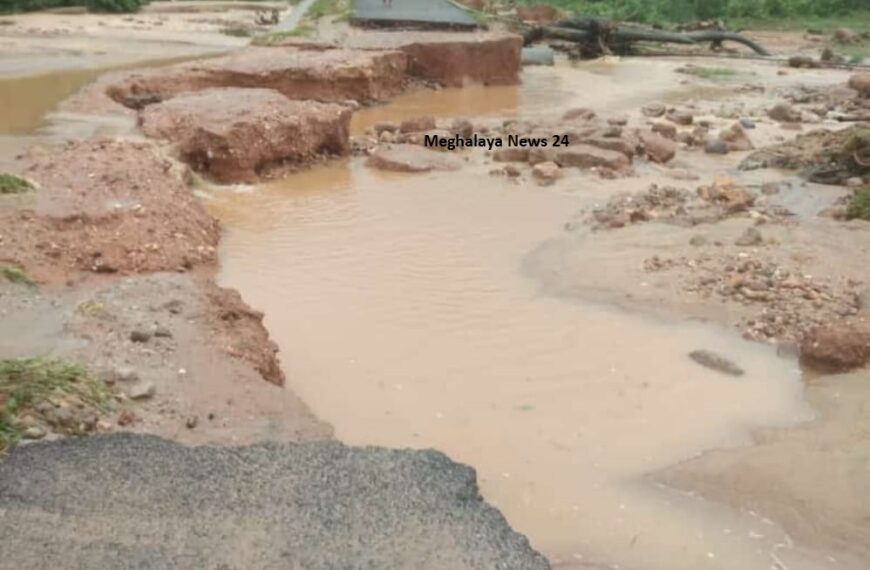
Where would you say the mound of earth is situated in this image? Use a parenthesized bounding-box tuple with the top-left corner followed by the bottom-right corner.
(140, 88, 352, 183)
(740, 125, 870, 185)
(0, 433, 550, 570)
(0, 139, 219, 283)
(107, 47, 408, 108)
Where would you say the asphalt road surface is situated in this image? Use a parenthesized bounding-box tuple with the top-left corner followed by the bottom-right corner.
(352, 0, 478, 28)
(0, 434, 550, 570)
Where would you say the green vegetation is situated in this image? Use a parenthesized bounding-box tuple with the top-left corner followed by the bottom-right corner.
(252, 24, 316, 45)
(511, 0, 870, 25)
(0, 173, 34, 195)
(308, 0, 350, 20)
(847, 188, 870, 221)
(0, 265, 35, 287)
(0, 0, 149, 14)
(0, 358, 113, 454)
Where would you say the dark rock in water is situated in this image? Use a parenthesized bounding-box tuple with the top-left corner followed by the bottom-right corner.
(0, 434, 549, 570)
(689, 350, 745, 376)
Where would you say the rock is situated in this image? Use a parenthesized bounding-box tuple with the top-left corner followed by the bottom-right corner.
(113, 366, 139, 383)
(698, 177, 754, 213)
(704, 138, 730, 155)
(834, 27, 859, 44)
(720, 123, 754, 152)
(689, 234, 709, 246)
(848, 73, 870, 97)
(689, 350, 745, 376)
(185, 416, 199, 429)
(555, 144, 630, 170)
(641, 103, 666, 118)
(788, 55, 818, 69)
(45, 407, 74, 429)
(153, 326, 172, 338)
(638, 130, 676, 163)
(768, 102, 801, 123)
(374, 122, 399, 134)
(502, 164, 521, 177)
(562, 108, 596, 121)
(21, 426, 47, 440)
(521, 46, 555, 67)
(451, 119, 474, 138)
(666, 110, 693, 126)
(130, 329, 152, 343)
(761, 182, 781, 195)
(582, 137, 636, 158)
(651, 122, 677, 140)
(608, 116, 628, 126)
(128, 382, 156, 401)
(531, 161, 562, 184)
(140, 88, 352, 183)
(735, 227, 763, 246)
(366, 144, 461, 173)
(667, 168, 700, 181)
(493, 148, 530, 163)
(399, 116, 437, 134)
(801, 319, 870, 370)
(739, 118, 756, 129)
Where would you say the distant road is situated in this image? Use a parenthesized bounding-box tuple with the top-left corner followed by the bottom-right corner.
(352, 0, 478, 28)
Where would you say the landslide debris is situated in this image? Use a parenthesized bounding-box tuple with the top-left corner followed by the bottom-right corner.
(0, 139, 219, 283)
(740, 126, 870, 185)
(140, 88, 352, 183)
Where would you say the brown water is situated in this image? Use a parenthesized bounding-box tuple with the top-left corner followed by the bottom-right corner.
(205, 60, 845, 570)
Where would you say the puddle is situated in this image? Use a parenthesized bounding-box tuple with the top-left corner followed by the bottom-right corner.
(0, 54, 218, 135)
(209, 157, 822, 569)
(206, 63, 841, 569)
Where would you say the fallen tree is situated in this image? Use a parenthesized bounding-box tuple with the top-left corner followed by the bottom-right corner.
(522, 18, 771, 58)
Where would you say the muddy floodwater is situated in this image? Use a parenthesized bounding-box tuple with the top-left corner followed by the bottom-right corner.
(206, 63, 853, 570)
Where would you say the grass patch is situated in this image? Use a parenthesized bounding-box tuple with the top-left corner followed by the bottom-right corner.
(847, 187, 870, 221)
(252, 24, 316, 44)
(0, 173, 34, 195)
(0, 265, 35, 287)
(0, 358, 113, 454)
(308, 0, 349, 20)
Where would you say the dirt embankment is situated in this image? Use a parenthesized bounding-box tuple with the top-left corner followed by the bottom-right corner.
(140, 88, 353, 182)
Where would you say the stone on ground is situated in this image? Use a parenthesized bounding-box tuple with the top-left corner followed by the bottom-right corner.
(366, 144, 462, 173)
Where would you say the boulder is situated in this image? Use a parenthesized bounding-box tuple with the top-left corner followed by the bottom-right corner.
(366, 144, 462, 173)
(801, 319, 870, 371)
(555, 144, 630, 170)
(531, 161, 562, 184)
(642, 103, 666, 118)
(638, 130, 677, 163)
(720, 122, 754, 151)
(140, 88, 352, 183)
(768, 102, 802, 123)
(400, 116, 437, 133)
(848, 73, 870, 97)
